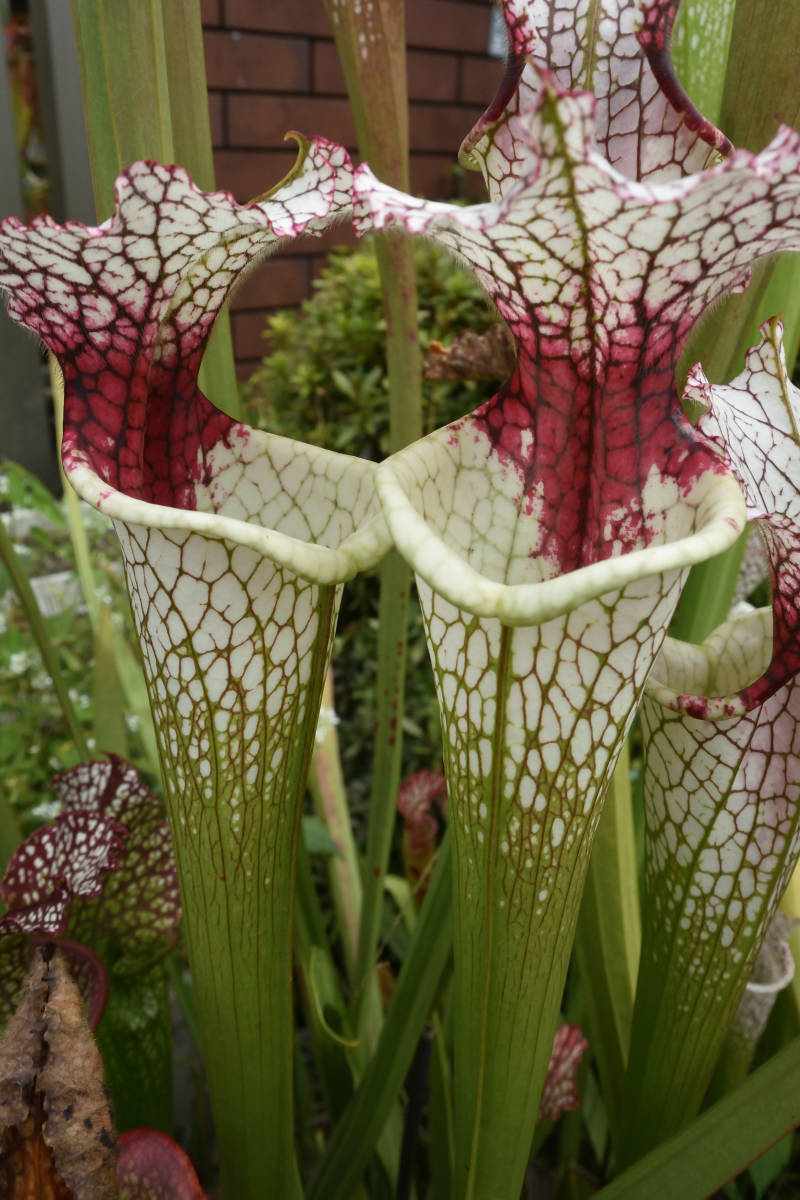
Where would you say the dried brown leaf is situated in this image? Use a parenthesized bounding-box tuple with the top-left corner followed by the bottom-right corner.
(0, 947, 119, 1200)
(423, 323, 515, 381)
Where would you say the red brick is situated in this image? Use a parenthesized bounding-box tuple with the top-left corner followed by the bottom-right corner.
(409, 151, 486, 200)
(213, 150, 299, 201)
(313, 41, 459, 103)
(203, 30, 309, 91)
(460, 55, 502, 104)
(410, 152, 459, 199)
(406, 50, 460, 102)
(225, 0, 331, 37)
(225, 0, 490, 51)
(406, 0, 492, 53)
(231, 256, 309, 309)
(278, 222, 358, 256)
(409, 103, 482, 152)
(236, 359, 262, 383)
(208, 92, 224, 147)
(229, 94, 356, 148)
(311, 41, 345, 95)
(201, 0, 220, 26)
(232, 309, 273, 360)
(309, 254, 331, 285)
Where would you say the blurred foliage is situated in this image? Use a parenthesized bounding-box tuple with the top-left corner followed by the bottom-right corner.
(0, 461, 154, 827)
(245, 238, 502, 816)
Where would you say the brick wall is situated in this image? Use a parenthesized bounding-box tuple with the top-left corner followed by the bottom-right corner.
(201, 0, 499, 377)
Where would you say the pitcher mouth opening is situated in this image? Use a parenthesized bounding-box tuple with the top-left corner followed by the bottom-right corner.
(645, 606, 775, 719)
(376, 438, 746, 626)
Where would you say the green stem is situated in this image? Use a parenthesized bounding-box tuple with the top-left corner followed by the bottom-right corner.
(323, 0, 423, 1046)
(307, 668, 363, 984)
(353, 240, 422, 1036)
(309, 834, 453, 1200)
(0, 518, 89, 758)
(353, 548, 410, 1028)
(295, 835, 359, 1124)
(165, 948, 202, 1052)
(573, 739, 641, 1154)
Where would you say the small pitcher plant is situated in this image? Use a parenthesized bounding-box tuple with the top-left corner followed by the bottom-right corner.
(1, 0, 800, 1196)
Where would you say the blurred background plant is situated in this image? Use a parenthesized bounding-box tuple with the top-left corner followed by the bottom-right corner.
(0, 461, 154, 845)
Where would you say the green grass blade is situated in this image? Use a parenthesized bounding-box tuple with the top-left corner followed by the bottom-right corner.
(295, 837, 359, 1124)
(0, 518, 89, 758)
(92, 603, 130, 759)
(70, 0, 174, 214)
(573, 740, 641, 1153)
(670, 0, 736, 126)
(323, 0, 424, 1051)
(308, 670, 364, 984)
(0, 798, 22, 880)
(308, 834, 452, 1200)
(597, 1039, 800, 1200)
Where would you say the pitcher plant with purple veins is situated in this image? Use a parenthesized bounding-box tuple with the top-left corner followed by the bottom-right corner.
(352, 7, 800, 1192)
(0, 141, 392, 1195)
(0, 0, 800, 1195)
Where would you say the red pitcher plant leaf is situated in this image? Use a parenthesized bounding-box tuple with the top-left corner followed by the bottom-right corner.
(397, 769, 446, 904)
(0, 138, 392, 1194)
(0, 811, 126, 926)
(0, 803, 125, 1031)
(0, 758, 178, 1032)
(52, 757, 181, 962)
(625, 320, 800, 1156)
(538, 1023, 589, 1123)
(117, 1129, 206, 1200)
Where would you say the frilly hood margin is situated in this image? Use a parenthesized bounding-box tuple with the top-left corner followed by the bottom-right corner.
(0, 138, 393, 1196)
(0, 140, 391, 583)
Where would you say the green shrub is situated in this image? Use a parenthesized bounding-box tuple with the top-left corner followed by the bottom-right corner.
(244, 238, 501, 815)
(244, 236, 496, 455)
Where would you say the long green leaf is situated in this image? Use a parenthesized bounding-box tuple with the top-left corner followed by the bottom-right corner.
(0, 519, 88, 758)
(322, 1, 424, 1058)
(573, 739, 640, 1154)
(159, 1, 240, 416)
(308, 669, 363, 984)
(309, 835, 452, 1200)
(670, 0, 736, 127)
(598, 1039, 800, 1200)
(92, 603, 130, 759)
(70, 0, 174, 211)
(295, 837, 359, 1124)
